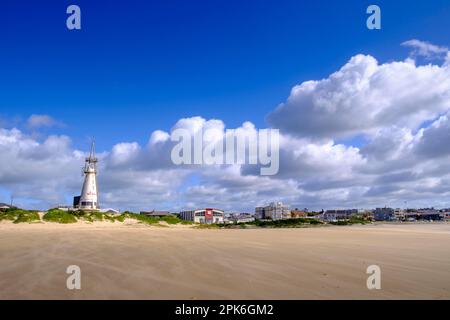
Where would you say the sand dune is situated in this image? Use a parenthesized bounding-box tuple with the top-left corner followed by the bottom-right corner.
(0, 222, 449, 299)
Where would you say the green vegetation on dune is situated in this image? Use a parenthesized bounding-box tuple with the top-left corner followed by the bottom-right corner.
(0, 210, 19, 221)
(114, 214, 125, 222)
(249, 217, 323, 228)
(329, 215, 370, 226)
(124, 212, 159, 224)
(36, 209, 191, 225)
(69, 210, 117, 223)
(161, 215, 192, 225)
(13, 211, 40, 224)
(196, 217, 324, 229)
(70, 210, 92, 222)
(1, 208, 342, 228)
(43, 209, 77, 224)
(121, 212, 193, 225)
(0, 208, 41, 223)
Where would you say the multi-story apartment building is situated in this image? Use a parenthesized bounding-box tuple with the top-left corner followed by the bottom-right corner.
(374, 207, 396, 221)
(255, 202, 290, 220)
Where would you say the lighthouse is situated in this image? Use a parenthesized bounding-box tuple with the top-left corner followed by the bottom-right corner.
(74, 141, 99, 210)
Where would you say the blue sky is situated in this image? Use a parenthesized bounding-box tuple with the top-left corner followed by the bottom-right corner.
(1, 0, 449, 150)
(2, 0, 450, 211)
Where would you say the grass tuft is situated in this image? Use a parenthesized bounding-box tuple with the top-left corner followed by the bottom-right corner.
(1, 208, 41, 223)
(43, 209, 77, 224)
(13, 211, 40, 224)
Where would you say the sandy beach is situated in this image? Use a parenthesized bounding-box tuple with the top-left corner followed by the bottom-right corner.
(0, 221, 449, 300)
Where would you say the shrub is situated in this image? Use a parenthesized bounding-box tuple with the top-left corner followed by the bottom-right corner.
(104, 214, 116, 222)
(120, 213, 193, 225)
(1, 208, 41, 223)
(91, 212, 104, 221)
(13, 211, 40, 224)
(330, 220, 350, 226)
(43, 209, 77, 224)
(0, 210, 19, 221)
(114, 215, 125, 222)
(160, 215, 193, 225)
(244, 217, 323, 228)
(122, 213, 159, 224)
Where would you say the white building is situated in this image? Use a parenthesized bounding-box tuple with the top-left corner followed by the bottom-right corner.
(321, 209, 358, 221)
(179, 208, 224, 224)
(74, 141, 99, 210)
(100, 208, 120, 215)
(235, 214, 255, 223)
(255, 202, 290, 220)
(0, 203, 12, 210)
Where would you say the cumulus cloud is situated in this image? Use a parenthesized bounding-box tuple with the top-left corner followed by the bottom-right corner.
(0, 126, 190, 211)
(414, 113, 450, 159)
(0, 128, 82, 207)
(267, 54, 450, 140)
(3, 109, 450, 211)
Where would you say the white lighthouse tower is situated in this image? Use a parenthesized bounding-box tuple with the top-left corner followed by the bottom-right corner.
(75, 141, 99, 210)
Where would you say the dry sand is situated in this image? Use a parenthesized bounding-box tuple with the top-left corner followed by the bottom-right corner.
(0, 221, 449, 300)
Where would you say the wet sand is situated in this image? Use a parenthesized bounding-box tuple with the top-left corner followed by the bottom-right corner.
(0, 222, 449, 299)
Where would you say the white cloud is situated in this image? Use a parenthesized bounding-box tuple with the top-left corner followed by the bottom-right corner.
(267, 54, 450, 140)
(26, 114, 63, 129)
(3, 109, 450, 211)
(402, 39, 449, 60)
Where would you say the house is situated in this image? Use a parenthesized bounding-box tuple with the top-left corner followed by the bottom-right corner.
(403, 208, 442, 221)
(322, 209, 358, 221)
(99, 208, 121, 215)
(0, 203, 13, 211)
(140, 210, 174, 218)
(374, 207, 396, 221)
(291, 208, 308, 218)
(229, 214, 255, 224)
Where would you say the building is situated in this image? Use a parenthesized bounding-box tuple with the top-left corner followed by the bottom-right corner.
(442, 211, 450, 221)
(179, 208, 224, 224)
(74, 141, 99, 210)
(255, 206, 266, 220)
(0, 203, 13, 211)
(55, 206, 71, 211)
(394, 208, 404, 220)
(140, 210, 174, 218)
(374, 207, 396, 221)
(404, 208, 442, 221)
(291, 208, 308, 218)
(321, 209, 358, 221)
(228, 214, 255, 224)
(255, 202, 290, 220)
(99, 208, 120, 215)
